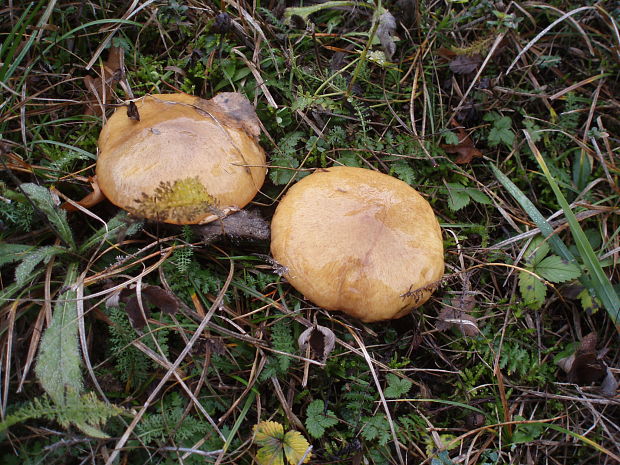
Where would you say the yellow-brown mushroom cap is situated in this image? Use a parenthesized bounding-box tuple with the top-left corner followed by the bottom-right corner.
(270, 166, 444, 322)
(96, 93, 266, 224)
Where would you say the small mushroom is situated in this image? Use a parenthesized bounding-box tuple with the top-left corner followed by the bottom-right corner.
(270, 166, 444, 322)
(95, 92, 266, 225)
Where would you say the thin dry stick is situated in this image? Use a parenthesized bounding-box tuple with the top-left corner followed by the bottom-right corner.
(104, 260, 235, 465)
(16, 308, 45, 393)
(506, 6, 595, 74)
(76, 274, 110, 403)
(85, 0, 157, 70)
(1, 300, 18, 419)
(451, 33, 505, 119)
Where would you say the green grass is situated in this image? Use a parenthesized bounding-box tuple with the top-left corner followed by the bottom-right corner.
(1, 1, 619, 464)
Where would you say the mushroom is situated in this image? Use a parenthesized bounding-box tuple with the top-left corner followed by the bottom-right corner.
(270, 166, 444, 322)
(95, 92, 266, 225)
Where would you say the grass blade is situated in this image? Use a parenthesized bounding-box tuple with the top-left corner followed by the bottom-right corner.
(524, 132, 620, 326)
(490, 164, 576, 262)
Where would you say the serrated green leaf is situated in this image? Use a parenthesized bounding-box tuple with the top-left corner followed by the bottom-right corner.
(524, 236, 550, 266)
(360, 414, 391, 446)
(465, 188, 492, 205)
(305, 400, 338, 438)
(269, 156, 301, 185)
(443, 130, 460, 145)
(431, 450, 458, 465)
(20, 183, 75, 249)
(494, 116, 513, 129)
(511, 416, 544, 444)
(488, 116, 514, 147)
(523, 119, 542, 143)
(518, 270, 546, 309)
(254, 420, 285, 445)
(445, 183, 471, 211)
(35, 263, 82, 406)
(383, 373, 412, 398)
(282, 430, 311, 464)
(390, 160, 416, 185)
(15, 245, 66, 286)
(253, 421, 311, 465)
(535, 255, 581, 283)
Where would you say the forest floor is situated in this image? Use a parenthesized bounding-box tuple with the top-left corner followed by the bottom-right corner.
(0, 1, 619, 464)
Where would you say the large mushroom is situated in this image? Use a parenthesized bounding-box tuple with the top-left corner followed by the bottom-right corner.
(95, 92, 266, 225)
(270, 166, 444, 322)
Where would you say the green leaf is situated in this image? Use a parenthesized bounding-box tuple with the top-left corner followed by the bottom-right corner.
(0, 391, 121, 437)
(523, 236, 550, 266)
(578, 288, 602, 315)
(269, 155, 301, 185)
(360, 414, 391, 446)
(535, 255, 581, 283)
(488, 116, 515, 147)
(523, 119, 542, 142)
(0, 244, 33, 267)
(443, 130, 460, 145)
(490, 164, 576, 262)
(253, 421, 311, 465)
(431, 451, 458, 465)
(518, 270, 546, 309)
(445, 183, 470, 211)
(524, 134, 620, 327)
(390, 160, 416, 185)
(79, 211, 143, 253)
(511, 416, 544, 444)
(283, 1, 370, 24)
(35, 263, 82, 406)
(305, 400, 338, 439)
(383, 373, 412, 399)
(15, 245, 66, 286)
(20, 183, 75, 249)
(465, 188, 492, 205)
(282, 430, 312, 465)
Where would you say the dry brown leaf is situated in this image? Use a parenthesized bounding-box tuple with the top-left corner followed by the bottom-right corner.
(436, 47, 457, 60)
(376, 11, 397, 61)
(441, 120, 483, 164)
(600, 370, 619, 397)
(436, 295, 479, 337)
(124, 285, 180, 330)
(557, 332, 617, 395)
(84, 46, 124, 116)
(298, 325, 336, 362)
(126, 101, 140, 121)
(449, 54, 482, 74)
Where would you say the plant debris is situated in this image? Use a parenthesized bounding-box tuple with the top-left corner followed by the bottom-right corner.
(441, 120, 483, 164)
(557, 332, 618, 396)
(298, 325, 336, 363)
(436, 294, 479, 336)
(83, 46, 124, 116)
